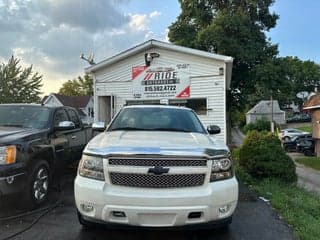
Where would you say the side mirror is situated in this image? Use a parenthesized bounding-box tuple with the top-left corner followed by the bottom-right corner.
(55, 121, 75, 131)
(92, 122, 106, 132)
(207, 125, 221, 134)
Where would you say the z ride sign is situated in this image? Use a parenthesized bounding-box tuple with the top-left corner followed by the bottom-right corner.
(132, 64, 190, 99)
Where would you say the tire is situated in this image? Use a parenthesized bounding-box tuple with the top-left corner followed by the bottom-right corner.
(77, 210, 96, 229)
(219, 217, 232, 231)
(25, 160, 51, 209)
(284, 136, 291, 142)
(304, 149, 314, 156)
(284, 146, 289, 152)
(219, 223, 230, 232)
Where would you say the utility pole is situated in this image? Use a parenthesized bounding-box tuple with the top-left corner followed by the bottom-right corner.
(270, 94, 274, 133)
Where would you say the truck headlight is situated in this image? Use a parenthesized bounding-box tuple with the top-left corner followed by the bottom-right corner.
(79, 155, 105, 181)
(210, 158, 233, 182)
(0, 146, 16, 165)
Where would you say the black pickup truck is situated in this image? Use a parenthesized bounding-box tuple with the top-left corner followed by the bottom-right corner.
(0, 104, 92, 207)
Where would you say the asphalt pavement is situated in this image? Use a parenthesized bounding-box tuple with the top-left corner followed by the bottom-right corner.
(0, 171, 298, 240)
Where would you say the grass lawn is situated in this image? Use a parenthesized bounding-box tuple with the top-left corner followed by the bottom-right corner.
(296, 157, 320, 171)
(250, 178, 320, 240)
(296, 125, 312, 133)
(234, 151, 320, 240)
(233, 134, 320, 240)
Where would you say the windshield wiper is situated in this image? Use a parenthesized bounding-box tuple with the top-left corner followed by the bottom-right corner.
(110, 127, 148, 131)
(110, 127, 193, 132)
(151, 127, 191, 132)
(1, 124, 24, 127)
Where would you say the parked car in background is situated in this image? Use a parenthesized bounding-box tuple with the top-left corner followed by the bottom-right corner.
(280, 128, 310, 142)
(282, 134, 312, 152)
(297, 137, 315, 156)
(286, 114, 311, 123)
(75, 105, 238, 229)
(0, 104, 93, 208)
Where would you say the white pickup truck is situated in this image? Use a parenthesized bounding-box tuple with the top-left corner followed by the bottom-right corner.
(74, 105, 238, 229)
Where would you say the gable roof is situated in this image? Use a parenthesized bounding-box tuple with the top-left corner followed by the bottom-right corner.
(43, 94, 92, 108)
(247, 100, 284, 115)
(41, 95, 48, 105)
(85, 39, 233, 73)
(304, 94, 320, 110)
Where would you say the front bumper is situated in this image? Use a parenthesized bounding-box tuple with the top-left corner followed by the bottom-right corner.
(75, 176, 238, 228)
(0, 163, 27, 197)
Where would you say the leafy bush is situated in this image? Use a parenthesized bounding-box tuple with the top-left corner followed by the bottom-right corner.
(243, 119, 270, 133)
(232, 148, 255, 185)
(239, 131, 297, 183)
(230, 109, 247, 127)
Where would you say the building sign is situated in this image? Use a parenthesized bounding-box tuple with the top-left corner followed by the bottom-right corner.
(132, 64, 190, 99)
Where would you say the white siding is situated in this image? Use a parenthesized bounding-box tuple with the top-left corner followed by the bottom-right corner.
(44, 96, 63, 107)
(95, 47, 224, 83)
(82, 97, 94, 124)
(93, 46, 228, 143)
(95, 81, 133, 118)
(190, 76, 225, 142)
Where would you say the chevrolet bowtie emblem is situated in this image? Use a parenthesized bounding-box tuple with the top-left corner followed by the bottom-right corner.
(148, 166, 169, 175)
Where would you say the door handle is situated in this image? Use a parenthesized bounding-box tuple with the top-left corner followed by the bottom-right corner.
(71, 135, 77, 139)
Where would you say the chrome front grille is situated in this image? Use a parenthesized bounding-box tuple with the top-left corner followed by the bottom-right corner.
(108, 158, 207, 167)
(109, 172, 205, 188)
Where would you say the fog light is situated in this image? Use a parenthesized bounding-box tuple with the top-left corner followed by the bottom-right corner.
(188, 212, 202, 219)
(112, 211, 126, 218)
(81, 204, 94, 212)
(219, 204, 231, 214)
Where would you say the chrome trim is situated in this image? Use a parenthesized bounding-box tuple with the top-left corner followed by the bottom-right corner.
(209, 154, 232, 160)
(0, 172, 26, 181)
(104, 154, 212, 188)
(84, 146, 229, 159)
(107, 166, 208, 174)
(108, 156, 208, 167)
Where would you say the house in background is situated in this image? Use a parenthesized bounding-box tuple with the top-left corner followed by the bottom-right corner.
(246, 100, 285, 125)
(42, 93, 94, 124)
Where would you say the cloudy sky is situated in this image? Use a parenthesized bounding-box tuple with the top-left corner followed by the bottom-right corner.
(0, 0, 319, 96)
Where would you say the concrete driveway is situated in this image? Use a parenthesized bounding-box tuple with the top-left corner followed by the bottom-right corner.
(0, 172, 298, 240)
(288, 152, 320, 195)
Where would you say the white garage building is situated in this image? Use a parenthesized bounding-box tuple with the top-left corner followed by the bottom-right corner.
(85, 39, 233, 143)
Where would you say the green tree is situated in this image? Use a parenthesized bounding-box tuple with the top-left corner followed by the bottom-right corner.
(251, 57, 293, 106)
(250, 57, 320, 108)
(0, 56, 43, 103)
(286, 57, 320, 98)
(168, 0, 279, 109)
(59, 74, 93, 96)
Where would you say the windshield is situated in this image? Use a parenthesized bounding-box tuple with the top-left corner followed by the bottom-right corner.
(108, 107, 205, 133)
(0, 105, 50, 129)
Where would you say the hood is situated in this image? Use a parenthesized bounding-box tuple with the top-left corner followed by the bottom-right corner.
(85, 131, 229, 157)
(0, 126, 45, 144)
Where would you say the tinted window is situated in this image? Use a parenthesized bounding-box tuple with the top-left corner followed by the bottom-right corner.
(126, 99, 208, 115)
(108, 107, 205, 133)
(67, 109, 80, 128)
(54, 109, 68, 127)
(0, 105, 50, 129)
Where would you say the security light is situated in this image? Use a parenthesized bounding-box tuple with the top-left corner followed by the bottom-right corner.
(144, 52, 160, 66)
